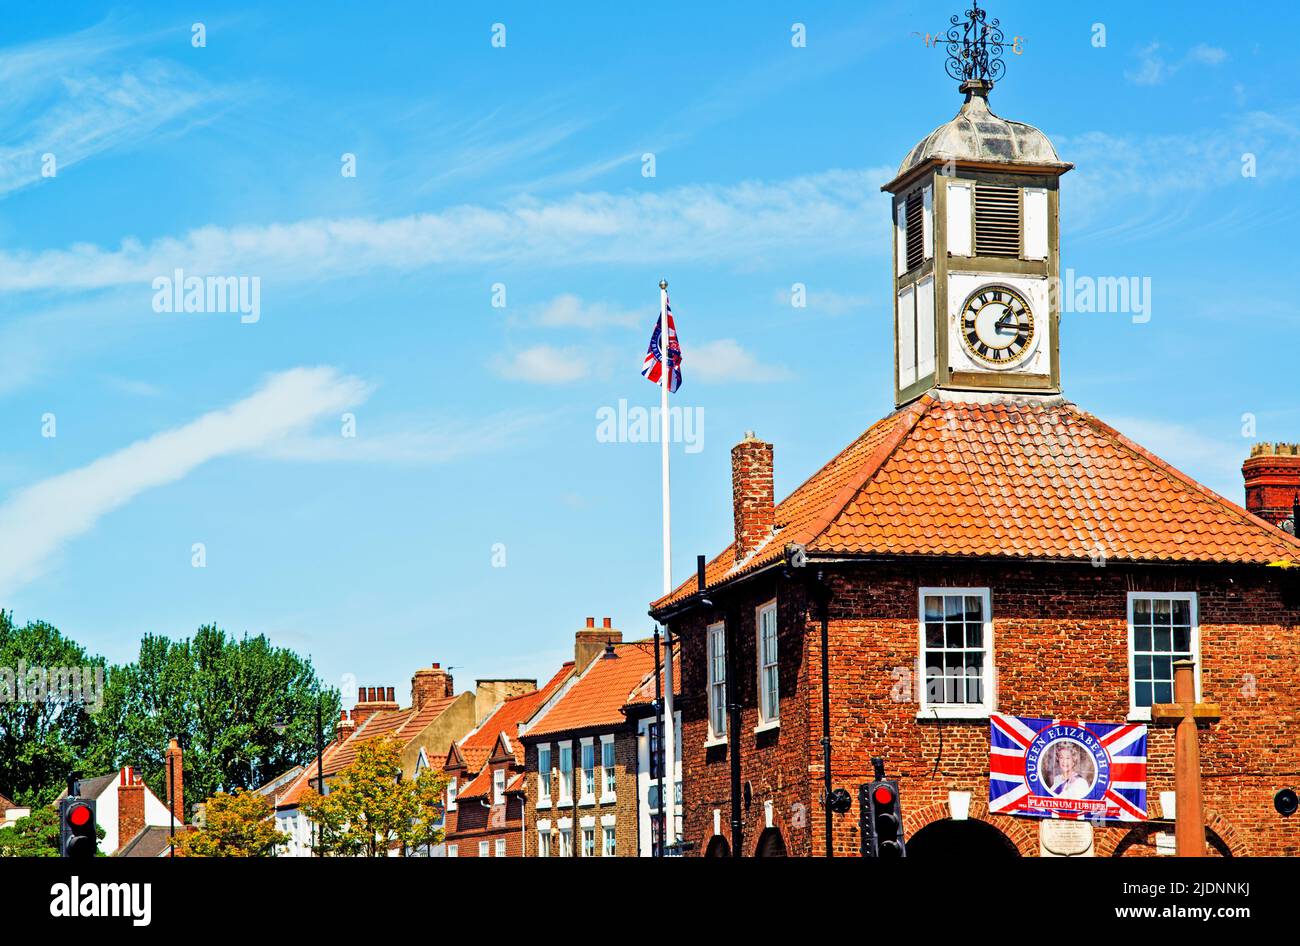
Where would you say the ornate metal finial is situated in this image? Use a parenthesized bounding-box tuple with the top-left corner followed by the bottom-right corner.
(943, 1, 1006, 85)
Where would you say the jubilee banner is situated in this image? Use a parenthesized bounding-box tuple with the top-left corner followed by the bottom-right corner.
(989, 713, 1148, 821)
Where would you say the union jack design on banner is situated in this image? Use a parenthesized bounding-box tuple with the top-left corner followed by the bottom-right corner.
(641, 298, 682, 392)
(989, 713, 1148, 822)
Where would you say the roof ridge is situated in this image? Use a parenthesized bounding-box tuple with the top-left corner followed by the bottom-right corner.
(798, 395, 932, 550)
(1079, 408, 1300, 560)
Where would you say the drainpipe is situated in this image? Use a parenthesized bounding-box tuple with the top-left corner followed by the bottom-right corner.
(814, 569, 834, 858)
(653, 627, 665, 857)
(725, 604, 743, 857)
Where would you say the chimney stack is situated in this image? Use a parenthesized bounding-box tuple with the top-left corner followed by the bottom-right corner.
(474, 678, 538, 723)
(351, 684, 399, 731)
(1243, 443, 1300, 533)
(118, 766, 145, 849)
(575, 617, 622, 669)
(165, 738, 185, 825)
(411, 662, 455, 710)
(732, 432, 775, 561)
(335, 709, 356, 743)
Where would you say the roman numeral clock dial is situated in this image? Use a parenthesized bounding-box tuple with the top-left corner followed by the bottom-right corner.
(960, 285, 1036, 368)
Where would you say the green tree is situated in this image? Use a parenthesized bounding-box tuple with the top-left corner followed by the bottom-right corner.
(300, 736, 448, 857)
(0, 612, 108, 806)
(0, 805, 105, 857)
(92, 624, 339, 812)
(174, 789, 288, 857)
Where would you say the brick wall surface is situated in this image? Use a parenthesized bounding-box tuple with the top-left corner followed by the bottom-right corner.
(523, 729, 641, 856)
(673, 560, 1300, 857)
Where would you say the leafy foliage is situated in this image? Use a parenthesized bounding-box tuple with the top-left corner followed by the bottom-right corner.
(174, 789, 288, 857)
(300, 736, 447, 857)
(93, 624, 340, 811)
(0, 612, 107, 806)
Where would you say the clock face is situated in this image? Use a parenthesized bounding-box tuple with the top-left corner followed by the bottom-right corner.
(959, 285, 1036, 367)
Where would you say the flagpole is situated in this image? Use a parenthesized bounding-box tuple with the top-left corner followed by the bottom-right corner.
(658, 278, 678, 850)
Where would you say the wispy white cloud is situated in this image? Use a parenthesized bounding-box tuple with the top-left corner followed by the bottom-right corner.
(691, 338, 791, 384)
(531, 293, 641, 330)
(0, 366, 369, 596)
(261, 410, 548, 463)
(490, 344, 607, 384)
(1125, 41, 1228, 86)
(0, 21, 230, 196)
(0, 167, 889, 292)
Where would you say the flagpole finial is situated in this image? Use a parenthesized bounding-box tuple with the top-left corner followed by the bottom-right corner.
(659, 279, 668, 290)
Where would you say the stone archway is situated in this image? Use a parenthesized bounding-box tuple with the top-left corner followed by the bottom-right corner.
(754, 827, 787, 857)
(1095, 806, 1249, 857)
(904, 799, 1038, 857)
(704, 835, 731, 858)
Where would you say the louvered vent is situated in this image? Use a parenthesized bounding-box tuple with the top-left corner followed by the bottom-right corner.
(975, 184, 1021, 257)
(904, 191, 924, 272)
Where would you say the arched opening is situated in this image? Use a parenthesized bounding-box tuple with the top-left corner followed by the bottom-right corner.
(906, 818, 1021, 858)
(754, 827, 787, 857)
(704, 835, 731, 858)
(1113, 825, 1232, 857)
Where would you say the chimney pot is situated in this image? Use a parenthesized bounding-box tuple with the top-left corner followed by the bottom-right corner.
(603, 617, 612, 628)
(386, 686, 395, 703)
(586, 617, 595, 628)
(357, 686, 365, 703)
(732, 433, 775, 562)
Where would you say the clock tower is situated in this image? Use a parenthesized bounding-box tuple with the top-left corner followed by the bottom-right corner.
(883, 4, 1072, 406)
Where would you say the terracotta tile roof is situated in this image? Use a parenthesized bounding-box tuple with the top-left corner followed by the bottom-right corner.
(625, 652, 681, 707)
(458, 664, 573, 766)
(277, 694, 460, 808)
(653, 396, 1300, 610)
(0, 793, 16, 814)
(457, 766, 493, 800)
(524, 642, 657, 739)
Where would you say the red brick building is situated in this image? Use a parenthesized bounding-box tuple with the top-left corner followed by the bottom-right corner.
(650, 79, 1300, 859)
(519, 620, 666, 857)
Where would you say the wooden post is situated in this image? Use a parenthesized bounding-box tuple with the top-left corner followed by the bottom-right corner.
(1150, 660, 1220, 857)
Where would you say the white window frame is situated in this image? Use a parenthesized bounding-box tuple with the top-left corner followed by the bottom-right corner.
(492, 768, 506, 806)
(600, 735, 617, 802)
(755, 599, 780, 730)
(495, 838, 507, 858)
(559, 826, 573, 858)
(558, 742, 573, 804)
(581, 825, 596, 858)
(1127, 591, 1200, 721)
(603, 824, 616, 857)
(706, 621, 727, 745)
(446, 776, 458, 811)
(478, 840, 489, 857)
(537, 743, 552, 806)
(918, 587, 995, 718)
(579, 737, 596, 804)
(447, 843, 458, 857)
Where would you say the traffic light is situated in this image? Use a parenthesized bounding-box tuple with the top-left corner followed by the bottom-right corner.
(59, 796, 98, 858)
(859, 779, 906, 857)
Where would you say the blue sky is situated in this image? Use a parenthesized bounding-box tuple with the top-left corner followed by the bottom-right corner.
(2, 2, 1297, 702)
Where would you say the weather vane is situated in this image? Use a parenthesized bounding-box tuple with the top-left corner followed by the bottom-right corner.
(943, 1, 1007, 84)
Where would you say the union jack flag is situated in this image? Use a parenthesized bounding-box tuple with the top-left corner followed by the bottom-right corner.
(641, 298, 682, 392)
(989, 713, 1148, 822)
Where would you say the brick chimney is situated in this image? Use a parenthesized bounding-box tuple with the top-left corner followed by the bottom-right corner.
(411, 663, 455, 711)
(732, 432, 775, 561)
(117, 766, 145, 849)
(575, 616, 622, 669)
(1243, 443, 1300, 533)
(335, 709, 355, 743)
(351, 685, 399, 731)
(165, 738, 185, 825)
